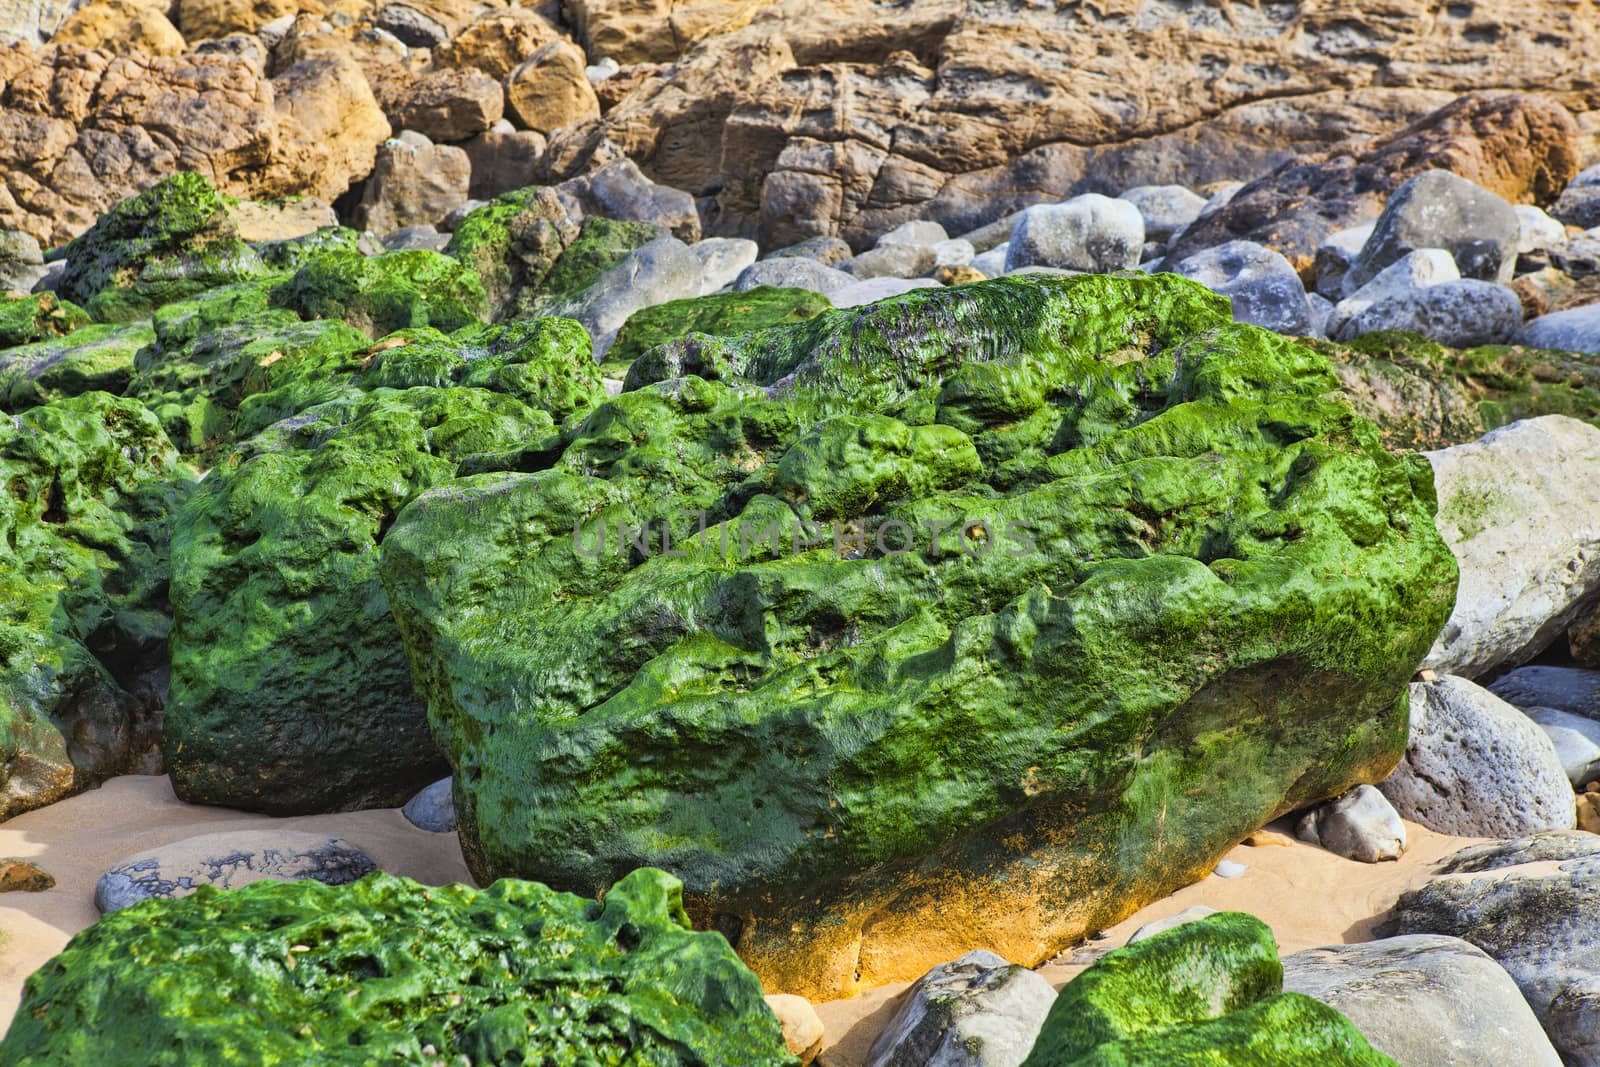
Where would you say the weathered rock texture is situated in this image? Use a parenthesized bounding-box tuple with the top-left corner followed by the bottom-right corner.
(0, 43, 387, 248)
(541, 0, 1597, 248)
(380, 274, 1454, 1000)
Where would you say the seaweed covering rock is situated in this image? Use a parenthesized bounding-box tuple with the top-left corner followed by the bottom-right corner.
(165, 318, 604, 814)
(379, 274, 1455, 998)
(0, 392, 194, 820)
(0, 868, 796, 1066)
(1020, 912, 1398, 1065)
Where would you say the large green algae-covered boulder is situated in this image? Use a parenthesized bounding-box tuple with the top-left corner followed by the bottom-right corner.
(0, 319, 153, 412)
(0, 867, 796, 1066)
(1021, 912, 1398, 1066)
(55, 172, 267, 323)
(379, 274, 1457, 999)
(605, 285, 832, 373)
(165, 316, 605, 814)
(0, 392, 195, 820)
(274, 249, 488, 338)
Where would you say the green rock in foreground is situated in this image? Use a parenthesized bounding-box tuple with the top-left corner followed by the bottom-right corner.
(1022, 913, 1399, 1066)
(0, 392, 194, 820)
(379, 274, 1456, 999)
(0, 868, 796, 1066)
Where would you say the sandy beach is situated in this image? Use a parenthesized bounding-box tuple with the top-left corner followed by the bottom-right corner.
(0, 774, 1482, 1063)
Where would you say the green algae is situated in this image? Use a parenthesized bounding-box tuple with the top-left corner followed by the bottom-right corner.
(0, 292, 89, 348)
(0, 392, 194, 820)
(378, 274, 1457, 997)
(1021, 913, 1398, 1066)
(0, 319, 153, 411)
(274, 249, 488, 338)
(55, 173, 267, 323)
(1317, 330, 1600, 450)
(534, 217, 663, 308)
(444, 186, 582, 321)
(164, 318, 605, 814)
(608, 285, 832, 372)
(0, 868, 796, 1066)
(253, 225, 364, 271)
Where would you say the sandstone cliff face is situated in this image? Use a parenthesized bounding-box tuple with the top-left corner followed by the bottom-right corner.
(544, 0, 1600, 247)
(0, 43, 388, 248)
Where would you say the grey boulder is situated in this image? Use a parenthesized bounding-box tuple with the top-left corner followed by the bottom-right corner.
(1378, 675, 1574, 838)
(1313, 222, 1375, 300)
(1118, 184, 1207, 246)
(1491, 666, 1600, 718)
(877, 220, 949, 248)
(547, 236, 704, 358)
(830, 277, 941, 308)
(1346, 170, 1518, 291)
(1383, 833, 1600, 1067)
(1170, 240, 1312, 335)
(1333, 279, 1521, 347)
(1283, 935, 1563, 1067)
(690, 237, 758, 294)
(95, 831, 377, 914)
(735, 257, 854, 295)
(559, 159, 700, 243)
(1295, 784, 1406, 862)
(1126, 904, 1219, 944)
(1554, 165, 1600, 231)
(864, 950, 1055, 1067)
(1004, 194, 1143, 274)
(847, 243, 937, 280)
(0, 230, 46, 292)
(1524, 706, 1600, 787)
(401, 776, 457, 833)
(1423, 416, 1600, 678)
(1326, 248, 1459, 340)
(1521, 305, 1600, 355)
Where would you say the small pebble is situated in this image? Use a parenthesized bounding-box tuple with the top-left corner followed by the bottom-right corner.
(1213, 859, 1247, 878)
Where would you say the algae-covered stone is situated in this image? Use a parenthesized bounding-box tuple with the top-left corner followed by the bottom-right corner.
(0, 392, 195, 820)
(608, 285, 831, 372)
(0, 292, 90, 349)
(56, 173, 268, 323)
(445, 185, 583, 321)
(1020, 912, 1398, 1066)
(274, 249, 488, 338)
(129, 284, 370, 458)
(534, 215, 662, 308)
(252, 225, 364, 272)
(166, 318, 604, 814)
(1319, 330, 1600, 451)
(0, 868, 795, 1066)
(379, 274, 1455, 999)
(1, 320, 153, 412)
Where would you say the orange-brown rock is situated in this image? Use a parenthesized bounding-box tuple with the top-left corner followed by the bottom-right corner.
(0, 43, 276, 245)
(1166, 93, 1583, 279)
(541, 0, 1599, 247)
(251, 52, 391, 204)
(505, 38, 599, 135)
(176, 0, 301, 41)
(571, 0, 773, 65)
(432, 6, 558, 80)
(52, 0, 186, 56)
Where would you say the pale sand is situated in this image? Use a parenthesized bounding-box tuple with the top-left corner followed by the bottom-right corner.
(0, 775, 474, 1032)
(812, 818, 1483, 1066)
(0, 779, 1480, 1063)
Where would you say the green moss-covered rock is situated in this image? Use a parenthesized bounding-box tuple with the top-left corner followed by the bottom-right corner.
(535, 216, 662, 307)
(165, 318, 605, 814)
(253, 225, 364, 271)
(608, 285, 832, 371)
(0, 320, 153, 412)
(0, 292, 90, 348)
(1021, 912, 1397, 1066)
(445, 186, 583, 321)
(128, 284, 369, 459)
(274, 250, 488, 338)
(0, 867, 796, 1066)
(379, 274, 1456, 999)
(0, 392, 195, 820)
(55, 173, 267, 323)
(1319, 330, 1600, 450)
